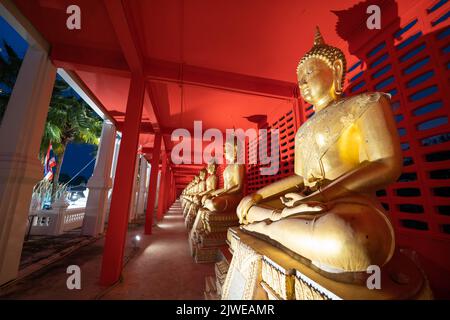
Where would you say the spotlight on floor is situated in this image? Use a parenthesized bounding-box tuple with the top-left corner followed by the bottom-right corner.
(132, 235, 141, 249)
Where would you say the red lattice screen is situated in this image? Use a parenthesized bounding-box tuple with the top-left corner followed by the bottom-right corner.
(343, 0, 450, 261)
(246, 109, 298, 194)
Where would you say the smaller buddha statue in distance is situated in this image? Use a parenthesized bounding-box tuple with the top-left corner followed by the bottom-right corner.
(198, 162, 218, 206)
(185, 163, 218, 230)
(201, 139, 245, 214)
(183, 176, 200, 217)
(236, 27, 402, 274)
(190, 138, 245, 244)
(185, 168, 208, 228)
(181, 180, 195, 210)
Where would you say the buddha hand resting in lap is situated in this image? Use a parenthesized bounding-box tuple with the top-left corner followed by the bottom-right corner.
(237, 27, 402, 273)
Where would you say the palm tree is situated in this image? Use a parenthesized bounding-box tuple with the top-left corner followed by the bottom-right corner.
(1, 40, 103, 202)
(40, 88, 102, 202)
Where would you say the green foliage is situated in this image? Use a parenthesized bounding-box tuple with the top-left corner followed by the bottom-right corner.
(58, 173, 72, 185)
(0, 41, 23, 122)
(71, 175, 88, 186)
(39, 83, 103, 160)
(0, 41, 103, 159)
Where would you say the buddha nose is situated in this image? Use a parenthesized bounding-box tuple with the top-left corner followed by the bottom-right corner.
(299, 76, 307, 86)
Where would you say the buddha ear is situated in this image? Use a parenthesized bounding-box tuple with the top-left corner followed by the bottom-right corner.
(332, 59, 344, 95)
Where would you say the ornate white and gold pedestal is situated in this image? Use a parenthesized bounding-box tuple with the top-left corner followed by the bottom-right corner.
(192, 211, 239, 263)
(184, 202, 199, 230)
(204, 248, 232, 300)
(221, 228, 432, 300)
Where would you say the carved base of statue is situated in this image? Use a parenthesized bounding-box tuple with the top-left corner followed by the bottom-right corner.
(185, 202, 199, 230)
(221, 227, 433, 300)
(204, 246, 232, 300)
(183, 200, 193, 218)
(190, 207, 240, 263)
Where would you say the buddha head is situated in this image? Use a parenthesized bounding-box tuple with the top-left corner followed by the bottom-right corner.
(224, 137, 238, 164)
(297, 27, 347, 110)
(199, 169, 207, 180)
(207, 161, 217, 174)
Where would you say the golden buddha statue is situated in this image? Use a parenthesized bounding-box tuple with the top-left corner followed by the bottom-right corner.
(236, 27, 402, 274)
(185, 163, 219, 230)
(199, 141, 245, 214)
(190, 139, 246, 262)
(200, 162, 218, 205)
(182, 176, 200, 217)
(181, 178, 192, 213)
(184, 168, 208, 229)
(181, 181, 193, 211)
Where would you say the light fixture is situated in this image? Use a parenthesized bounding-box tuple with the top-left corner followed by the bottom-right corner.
(132, 234, 141, 249)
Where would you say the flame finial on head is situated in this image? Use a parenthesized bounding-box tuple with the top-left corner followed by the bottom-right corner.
(314, 26, 325, 46)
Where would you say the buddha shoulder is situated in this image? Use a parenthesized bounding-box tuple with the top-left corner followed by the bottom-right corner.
(348, 91, 391, 108)
(333, 91, 390, 115)
(295, 92, 391, 141)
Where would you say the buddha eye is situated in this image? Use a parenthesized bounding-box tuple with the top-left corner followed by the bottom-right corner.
(307, 69, 313, 75)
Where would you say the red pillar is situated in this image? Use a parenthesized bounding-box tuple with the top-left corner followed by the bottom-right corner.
(144, 134, 162, 235)
(165, 168, 171, 211)
(169, 170, 173, 207)
(157, 154, 168, 221)
(170, 172, 175, 204)
(166, 167, 172, 211)
(100, 75, 145, 286)
(172, 173, 176, 202)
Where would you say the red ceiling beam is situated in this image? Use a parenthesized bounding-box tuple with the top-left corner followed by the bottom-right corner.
(145, 59, 298, 99)
(116, 121, 154, 133)
(114, 123, 205, 137)
(102, 0, 143, 75)
(51, 44, 129, 77)
(146, 82, 173, 149)
(173, 169, 199, 173)
(172, 164, 205, 170)
(50, 45, 297, 99)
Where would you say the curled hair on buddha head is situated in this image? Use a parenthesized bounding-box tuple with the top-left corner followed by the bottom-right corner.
(224, 133, 239, 163)
(224, 132, 238, 149)
(297, 26, 347, 95)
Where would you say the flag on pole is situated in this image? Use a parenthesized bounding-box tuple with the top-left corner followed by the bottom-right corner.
(44, 143, 57, 181)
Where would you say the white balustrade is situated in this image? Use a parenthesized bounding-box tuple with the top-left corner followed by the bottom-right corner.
(28, 206, 86, 236)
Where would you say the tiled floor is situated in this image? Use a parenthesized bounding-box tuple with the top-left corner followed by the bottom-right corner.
(0, 201, 215, 300)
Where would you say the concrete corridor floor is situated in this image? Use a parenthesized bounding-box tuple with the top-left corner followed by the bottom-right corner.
(0, 201, 215, 300)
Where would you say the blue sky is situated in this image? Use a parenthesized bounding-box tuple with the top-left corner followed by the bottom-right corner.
(0, 15, 96, 181)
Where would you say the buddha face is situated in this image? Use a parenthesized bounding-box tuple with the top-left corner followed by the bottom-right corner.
(297, 57, 342, 107)
(207, 163, 216, 174)
(224, 141, 236, 163)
